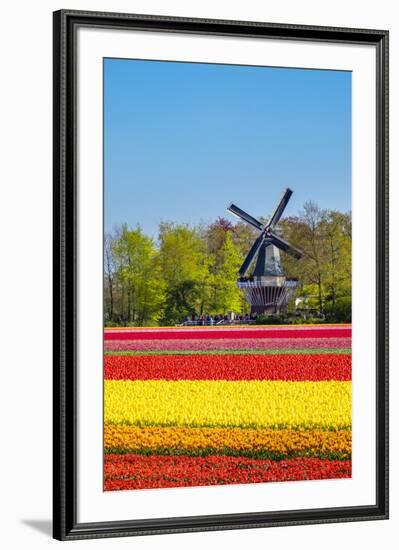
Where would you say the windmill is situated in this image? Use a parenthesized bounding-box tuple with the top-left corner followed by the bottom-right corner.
(227, 188, 303, 315)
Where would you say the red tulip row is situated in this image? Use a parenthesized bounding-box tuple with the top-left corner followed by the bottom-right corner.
(104, 454, 351, 490)
(104, 353, 351, 381)
(104, 327, 351, 341)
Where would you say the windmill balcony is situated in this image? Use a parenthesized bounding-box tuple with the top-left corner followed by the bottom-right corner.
(237, 276, 299, 315)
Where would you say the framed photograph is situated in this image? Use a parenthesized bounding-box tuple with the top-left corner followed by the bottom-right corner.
(53, 9, 389, 540)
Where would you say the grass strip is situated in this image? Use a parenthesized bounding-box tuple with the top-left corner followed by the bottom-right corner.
(105, 422, 352, 431)
(105, 347, 351, 356)
(104, 446, 351, 461)
(105, 421, 352, 431)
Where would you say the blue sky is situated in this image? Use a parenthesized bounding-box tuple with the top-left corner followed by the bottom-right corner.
(104, 58, 351, 237)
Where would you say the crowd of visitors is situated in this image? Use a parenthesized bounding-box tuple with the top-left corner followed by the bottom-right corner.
(181, 312, 259, 326)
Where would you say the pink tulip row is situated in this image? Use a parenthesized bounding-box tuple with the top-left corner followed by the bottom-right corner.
(104, 336, 351, 352)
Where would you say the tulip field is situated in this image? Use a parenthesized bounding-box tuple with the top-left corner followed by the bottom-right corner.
(104, 324, 352, 491)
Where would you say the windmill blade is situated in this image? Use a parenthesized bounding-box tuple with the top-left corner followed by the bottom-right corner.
(267, 188, 293, 228)
(268, 231, 303, 260)
(238, 234, 265, 276)
(227, 203, 263, 231)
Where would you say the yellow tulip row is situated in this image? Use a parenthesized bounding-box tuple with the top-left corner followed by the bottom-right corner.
(104, 380, 351, 429)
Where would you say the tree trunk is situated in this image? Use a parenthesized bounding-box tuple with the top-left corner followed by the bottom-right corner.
(317, 273, 323, 314)
(330, 237, 336, 308)
(127, 289, 132, 324)
(121, 285, 125, 324)
(108, 274, 114, 320)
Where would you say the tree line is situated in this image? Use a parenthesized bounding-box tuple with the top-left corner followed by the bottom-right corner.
(104, 201, 351, 326)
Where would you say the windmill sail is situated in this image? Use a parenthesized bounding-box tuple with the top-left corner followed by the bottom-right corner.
(239, 234, 265, 276)
(227, 203, 264, 231)
(267, 188, 293, 228)
(268, 231, 303, 260)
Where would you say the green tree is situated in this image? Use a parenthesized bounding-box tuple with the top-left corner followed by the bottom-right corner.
(320, 211, 351, 302)
(104, 232, 115, 323)
(281, 203, 351, 320)
(231, 221, 259, 258)
(158, 223, 210, 325)
(206, 228, 243, 314)
(111, 225, 165, 325)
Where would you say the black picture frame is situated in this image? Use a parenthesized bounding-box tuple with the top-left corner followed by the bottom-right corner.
(53, 9, 389, 541)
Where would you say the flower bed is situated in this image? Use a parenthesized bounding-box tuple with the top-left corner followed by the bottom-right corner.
(104, 326, 351, 340)
(104, 353, 351, 381)
(104, 324, 352, 490)
(104, 455, 351, 491)
(105, 336, 352, 351)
